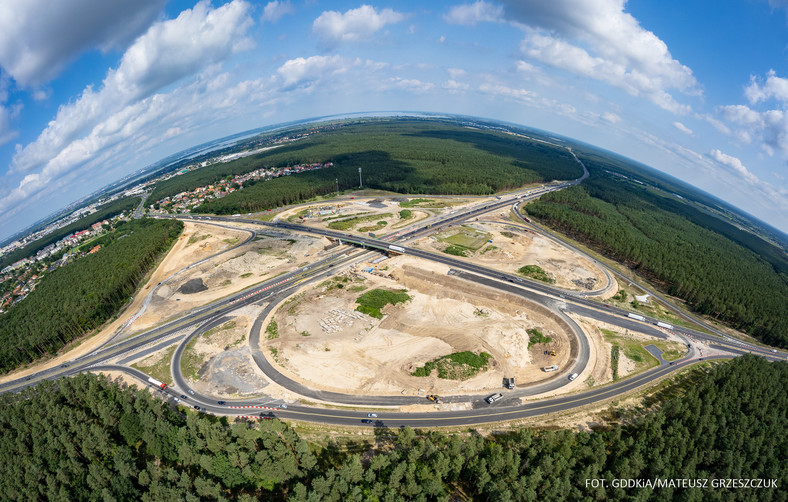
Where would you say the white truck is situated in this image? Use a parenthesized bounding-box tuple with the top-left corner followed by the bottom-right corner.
(388, 245, 405, 253)
(147, 377, 166, 390)
(485, 393, 503, 404)
(627, 313, 646, 322)
(542, 365, 559, 372)
(656, 321, 674, 330)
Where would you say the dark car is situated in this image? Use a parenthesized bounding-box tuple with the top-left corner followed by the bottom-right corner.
(217, 401, 226, 405)
(361, 419, 373, 424)
(194, 405, 201, 410)
(181, 395, 187, 399)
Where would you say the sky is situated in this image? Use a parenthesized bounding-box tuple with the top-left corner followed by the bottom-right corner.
(1, 0, 788, 242)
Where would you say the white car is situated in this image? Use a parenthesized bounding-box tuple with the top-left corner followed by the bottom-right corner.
(568, 373, 579, 381)
(367, 413, 377, 418)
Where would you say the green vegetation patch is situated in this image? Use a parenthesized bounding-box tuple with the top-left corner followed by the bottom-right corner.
(517, 264, 555, 284)
(399, 198, 433, 208)
(611, 345, 620, 381)
(203, 320, 236, 340)
(131, 346, 176, 387)
(527, 328, 553, 348)
(601, 329, 660, 374)
(437, 227, 490, 251)
(442, 245, 468, 257)
(265, 320, 279, 340)
(180, 337, 206, 382)
(187, 233, 210, 246)
(479, 245, 498, 255)
(398, 209, 412, 219)
(411, 351, 493, 380)
(355, 288, 411, 319)
(358, 221, 388, 233)
(328, 213, 393, 231)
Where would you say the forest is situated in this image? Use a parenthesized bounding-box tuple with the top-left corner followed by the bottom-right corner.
(148, 120, 582, 214)
(526, 167, 788, 348)
(0, 196, 140, 271)
(0, 356, 784, 500)
(0, 218, 182, 373)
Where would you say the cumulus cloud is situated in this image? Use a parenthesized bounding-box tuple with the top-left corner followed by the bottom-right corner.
(0, 0, 166, 86)
(746, 69, 788, 104)
(313, 5, 405, 47)
(444, 1, 504, 25)
(277, 55, 350, 86)
(495, 0, 698, 114)
(392, 78, 435, 93)
(261, 0, 293, 23)
(672, 121, 693, 135)
(1, 0, 253, 215)
(709, 149, 759, 184)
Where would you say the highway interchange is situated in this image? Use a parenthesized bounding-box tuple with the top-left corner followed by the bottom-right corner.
(1, 164, 786, 428)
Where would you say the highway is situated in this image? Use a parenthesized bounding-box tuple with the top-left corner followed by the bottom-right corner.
(2, 164, 785, 428)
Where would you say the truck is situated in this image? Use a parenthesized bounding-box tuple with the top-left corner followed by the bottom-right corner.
(147, 377, 166, 390)
(542, 365, 559, 372)
(656, 321, 674, 330)
(627, 313, 646, 322)
(485, 393, 503, 404)
(502, 377, 515, 389)
(388, 245, 405, 253)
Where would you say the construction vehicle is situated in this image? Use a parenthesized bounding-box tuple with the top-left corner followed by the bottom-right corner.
(503, 377, 515, 389)
(550, 350, 556, 357)
(426, 395, 442, 404)
(542, 365, 559, 372)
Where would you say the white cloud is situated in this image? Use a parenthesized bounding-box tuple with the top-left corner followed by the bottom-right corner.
(1, 0, 253, 216)
(0, 105, 17, 146)
(443, 80, 469, 93)
(478, 82, 536, 103)
(709, 149, 759, 184)
(261, 0, 293, 23)
(448, 68, 467, 79)
(745, 69, 788, 104)
(277, 55, 350, 86)
(312, 5, 405, 47)
(444, 1, 504, 25)
(672, 121, 693, 135)
(497, 0, 698, 114)
(392, 78, 435, 93)
(0, 0, 166, 86)
(603, 112, 622, 124)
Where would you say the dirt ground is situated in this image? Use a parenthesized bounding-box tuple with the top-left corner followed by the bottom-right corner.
(262, 255, 576, 396)
(127, 225, 330, 333)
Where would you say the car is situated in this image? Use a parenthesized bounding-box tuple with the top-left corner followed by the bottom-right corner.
(485, 393, 503, 404)
(188, 390, 195, 395)
(568, 373, 579, 381)
(361, 419, 373, 424)
(280, 404, 288, 409)
(367, 413, 377, 418)
(61, 364, 69, 368)
(174, 398, 180, 402)
(194, 405, 200, 410)
(181, 395, 187, 399)
(217, 401, 226, 405)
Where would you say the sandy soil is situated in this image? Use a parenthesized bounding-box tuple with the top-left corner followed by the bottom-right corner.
(262, 256, 576, 396)
(126, 227, 330, 333)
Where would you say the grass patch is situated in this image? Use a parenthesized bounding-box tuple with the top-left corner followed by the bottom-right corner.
(265, 320, 279, 340)
(355, 288, 410, 319)
(443, 245, 468, 257)
(611, 345, 620, 381)
(399, 198, 432, 208)
(328, 213, 393, 231)
(223, 237, 239, 245)
(187, 233, 210, 246)
(437, 227, 490, 251)
(500, 231, 516, 239)
(240, 272, 253, 278)
(204, 320, 236, 340)
(602, 329, 660, 375)
(399, 209, 412, 219)
(479, 245, 498, 255)
(358, 221, 388, 232)
(349, 285, 367, 293)
(131, 346, 175, 386)
(517, 264, 555, 284)
(527, 328, 553, 348)
(269, 347, 281, 364)
(411, 351, 492, 380)
(651, 341, 688, 361)
(180, 337, 206, 382)
(301, 331, 311, 337)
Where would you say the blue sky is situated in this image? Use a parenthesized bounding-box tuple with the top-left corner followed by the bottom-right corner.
(1, 0, 788, 241)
